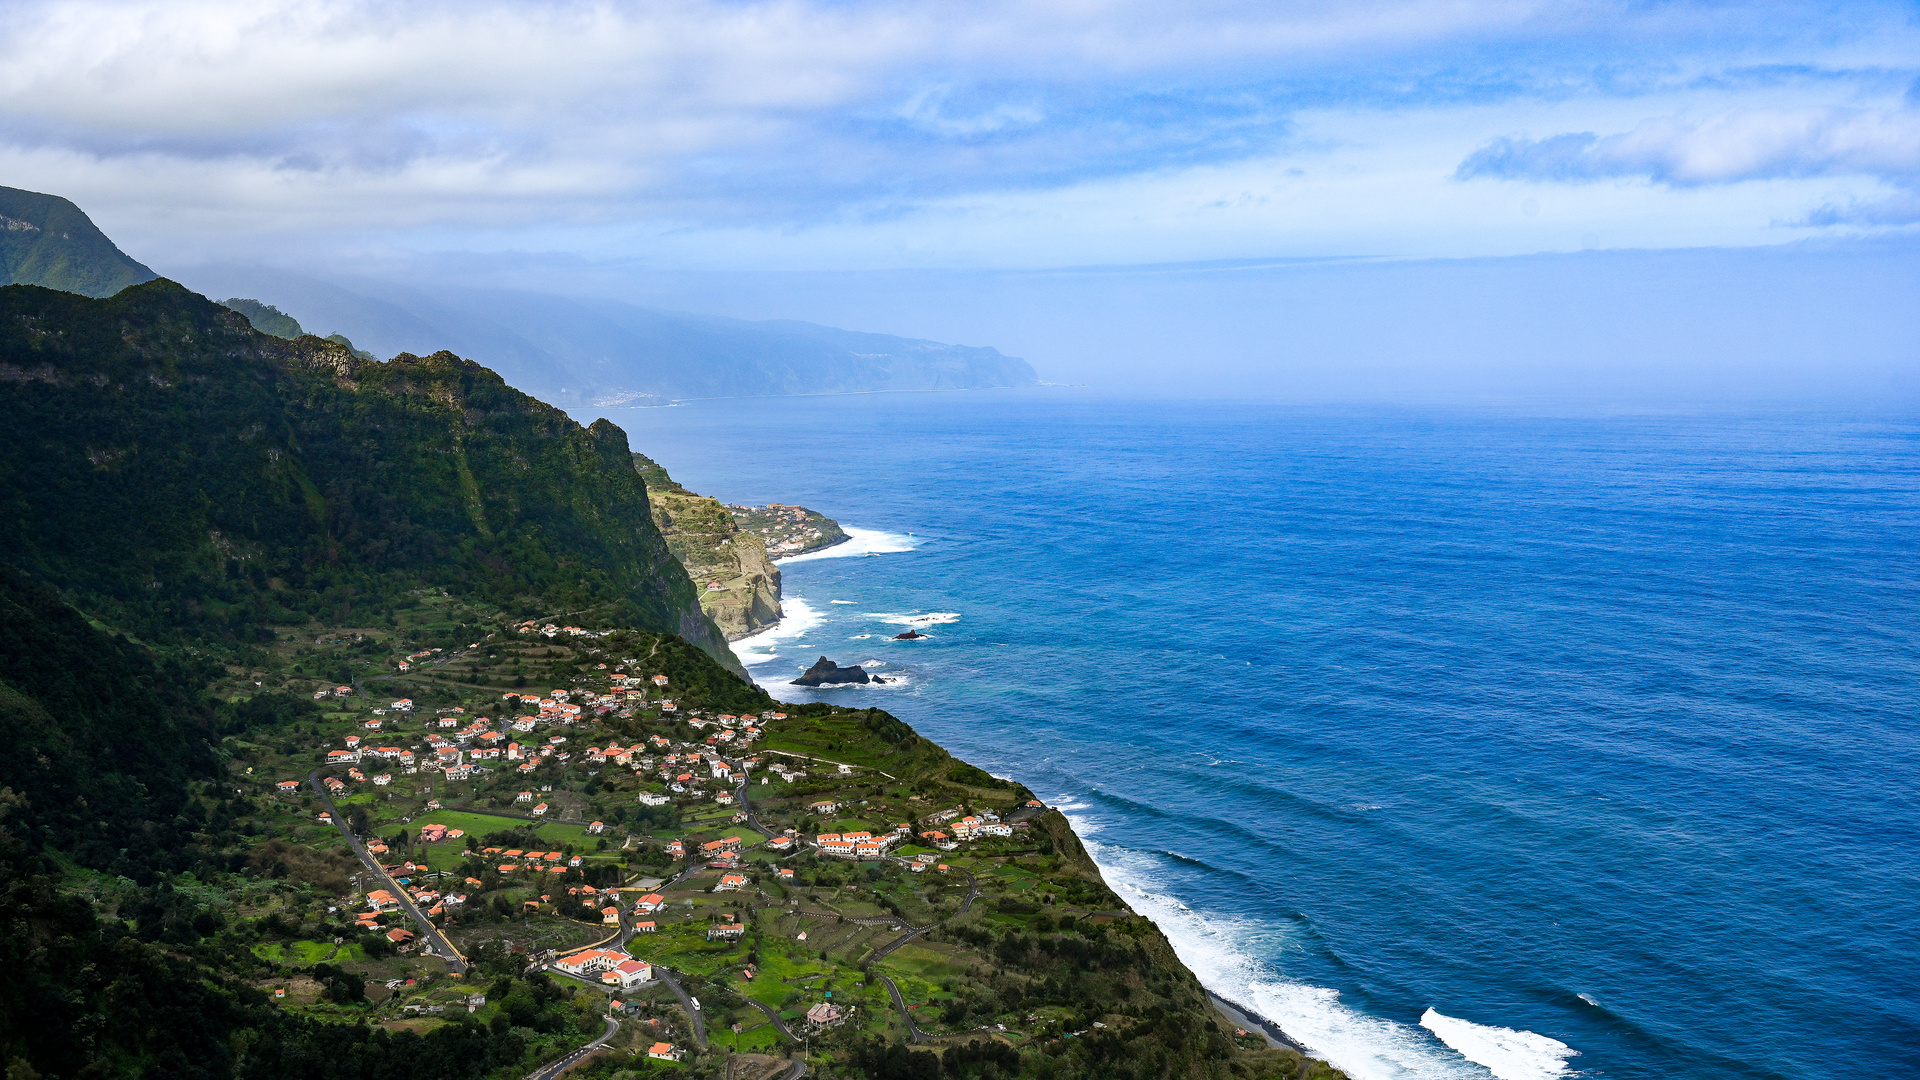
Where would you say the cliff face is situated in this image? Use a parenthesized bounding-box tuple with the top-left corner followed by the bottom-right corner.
(631, 452, 783, 640)
(0, 279, 743, 675)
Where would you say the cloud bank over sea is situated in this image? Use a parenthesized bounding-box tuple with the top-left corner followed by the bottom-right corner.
(8, 0, 1918, 268)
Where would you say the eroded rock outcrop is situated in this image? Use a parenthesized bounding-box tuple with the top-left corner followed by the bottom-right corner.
(631, 452, 783, 640)
(791, 656, 872, 686)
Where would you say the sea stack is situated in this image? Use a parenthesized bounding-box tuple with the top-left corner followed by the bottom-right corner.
(791, 657, 873, 686)
(894, 629, 925, 639)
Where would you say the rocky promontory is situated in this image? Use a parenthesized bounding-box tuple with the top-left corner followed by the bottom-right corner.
(730, 501, 849, 558)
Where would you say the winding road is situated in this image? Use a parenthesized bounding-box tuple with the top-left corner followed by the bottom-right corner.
(877, 973, 930, 1043)
(651, 967, 709, 1049)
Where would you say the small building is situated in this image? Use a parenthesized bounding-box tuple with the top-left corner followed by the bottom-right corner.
(715, 873, 748, 892)
(553, 948, 628, 977)
(647, 1043, 680, 1062)
(604, 959, 652, 989)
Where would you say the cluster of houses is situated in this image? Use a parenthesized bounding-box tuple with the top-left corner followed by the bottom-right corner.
(481, 845, 586, 875)
(815, 829, 905, 859)
(359, 878, 466, 939)
(514, 622, 607, 640)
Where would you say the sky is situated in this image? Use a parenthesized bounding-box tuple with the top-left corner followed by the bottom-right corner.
(5, 0, 1917, 402)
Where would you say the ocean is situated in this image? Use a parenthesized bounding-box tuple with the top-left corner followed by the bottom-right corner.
(598, 391, 1920, 1080)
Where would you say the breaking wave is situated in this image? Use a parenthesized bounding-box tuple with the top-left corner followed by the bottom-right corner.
(1077, 831, 1558, 1080)
(869, 611, 962, 626)
(729, 596, 824, 672)
(1419, 1010, 1577, 1080)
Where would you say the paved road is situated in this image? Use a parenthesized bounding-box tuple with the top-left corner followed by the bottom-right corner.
(736, 776, 779, 840)
(526, 1016, 620, 1080)
(877, 973, 929, 1043)
(957, 869, 980, 912)
(308, 769, 467, 972)
(742, 997, 797, 1043)
(653, 967, 709, 1049)
(870, 924, 931, 963)
(761, 749, 896, 780)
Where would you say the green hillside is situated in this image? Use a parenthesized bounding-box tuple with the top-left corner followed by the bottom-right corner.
(0, 185, 157, 296)
(0, 278, 738, 673)
(221, 297, 306, 338)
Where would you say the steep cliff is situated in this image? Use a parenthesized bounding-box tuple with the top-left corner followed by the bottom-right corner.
(631, 451, 783, 639)
(0, 279, 742, 675)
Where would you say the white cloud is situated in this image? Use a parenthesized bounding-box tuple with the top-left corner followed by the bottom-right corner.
(1, 0, 1916, 264)
(1459, 106, 1920, 186)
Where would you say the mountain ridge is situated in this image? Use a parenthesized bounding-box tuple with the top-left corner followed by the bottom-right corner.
(0, 184, 157, 297)
(174, 265, 1040, 407)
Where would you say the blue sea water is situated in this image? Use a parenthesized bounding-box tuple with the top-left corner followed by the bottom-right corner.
(600, 391, 1920, 1080)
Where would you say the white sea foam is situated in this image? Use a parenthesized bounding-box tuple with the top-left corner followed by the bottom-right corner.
(1420, 1010, 1577, 1080)
(1576, 994, 1599, 1008)
(869, 611, 961, 626)
(851, 634, 873, 639)
(830, 600, 857, 604)
(775, 527, 919, 563)
(1077, 831, 1506, 1080)
(729, 596, 825, 670)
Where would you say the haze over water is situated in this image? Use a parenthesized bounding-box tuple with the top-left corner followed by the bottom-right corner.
(604, 390, 1920, 1080)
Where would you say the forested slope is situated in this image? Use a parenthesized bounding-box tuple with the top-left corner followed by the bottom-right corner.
(0, 279, 737, 673)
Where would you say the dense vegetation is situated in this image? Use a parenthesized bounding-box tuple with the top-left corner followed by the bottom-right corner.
(0, 568, 221, 878)
(0, 185, 156, 297)
(0, 571, 604, 1080)
(219, 298, 303, 339)
(0, 279, 736, 673)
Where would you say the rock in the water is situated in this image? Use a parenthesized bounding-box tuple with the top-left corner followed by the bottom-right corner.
(791, 656, 872, 686)
(894, 629, 925, 639)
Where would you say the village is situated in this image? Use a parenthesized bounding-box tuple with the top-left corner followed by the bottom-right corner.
(232, 615, 1163, 1078)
